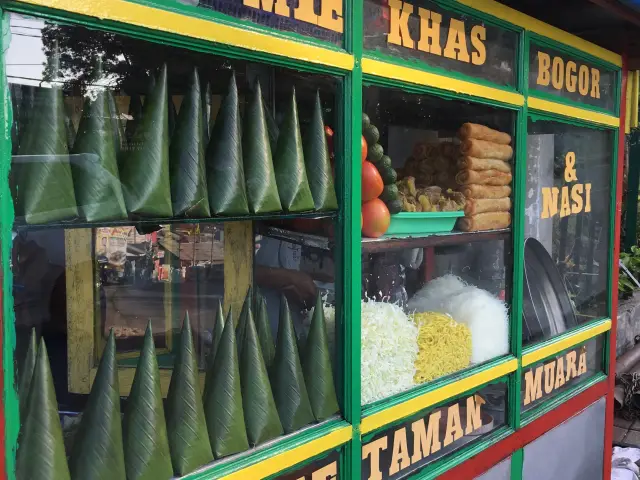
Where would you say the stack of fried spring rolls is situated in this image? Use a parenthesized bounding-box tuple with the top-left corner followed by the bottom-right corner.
(455, 123, 512, 232)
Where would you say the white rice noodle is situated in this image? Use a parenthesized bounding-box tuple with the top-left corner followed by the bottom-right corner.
(406, 274, 467, 313)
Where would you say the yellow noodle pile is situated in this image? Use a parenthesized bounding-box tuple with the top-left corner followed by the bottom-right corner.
(411, 312, 472, 384)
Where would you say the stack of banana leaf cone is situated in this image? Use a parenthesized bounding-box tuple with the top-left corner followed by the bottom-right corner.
(15, 292, 338, 479)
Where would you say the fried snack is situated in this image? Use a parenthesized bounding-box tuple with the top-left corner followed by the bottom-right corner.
(458, 123, 512, 145)
(464, 197, 511, 216)
(457, 212, 511, 232)
(460, 138, 513, 161)
(459, 184, 511, 199)
(455, 169, 512, 186)
(458, 156, 511, 173)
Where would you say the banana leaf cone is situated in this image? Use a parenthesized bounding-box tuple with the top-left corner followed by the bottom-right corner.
(123, 323, 173, 480)
(255, 294, 275, 371)
(64, 105, 76, 151)
(107, 89, 125, 157)
(169, 67, 210, 218)
(243, 80, 282, 214)
(16, 339, 71, 480)
(71, 73, 127, 222)
(240, 309, 283, 446)
(271, 295, 314, 433)
(263, 102, 279, 151)
(205, 73, 249, 215)
(166, 313, 213, 475)
(302, 295, 339, 421)
(168, 93, 177, 139)
(235, 286, 253, 358)
(303, 91, 338, 211)
(203, 311, 250, 458)
(69, 330, 126, 480)
(125, 93, 143, 146)
(273, 88, 314, 212)
(120, 64, 173, 218)
(18, 328, 37, 424)
(204, 305, 231, 400)
(201, 78, 211, 145)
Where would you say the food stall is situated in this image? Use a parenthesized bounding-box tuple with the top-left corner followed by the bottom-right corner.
(0, 0, 634, 478)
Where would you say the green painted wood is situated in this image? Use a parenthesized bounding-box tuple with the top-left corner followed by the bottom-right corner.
(510, 448, 524, 480)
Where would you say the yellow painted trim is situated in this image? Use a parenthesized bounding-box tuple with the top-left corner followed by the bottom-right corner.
(455, 0, 621, 67)
(15, 0, 354, 71)
(522, 319, 612, 367)
(360, 358, 518, 435)
(362, 58, 524, 107)
(220, 426, 352, 480)
(528, 96, 619, 127)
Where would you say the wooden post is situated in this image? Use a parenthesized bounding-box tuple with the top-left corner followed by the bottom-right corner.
(223, 221, 253, 325)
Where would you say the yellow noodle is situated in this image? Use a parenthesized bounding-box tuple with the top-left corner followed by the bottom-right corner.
(411, 312, 472, 384)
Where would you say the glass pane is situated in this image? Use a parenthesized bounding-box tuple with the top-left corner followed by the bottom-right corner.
(360, 85, 514, 406)
(9, 12, 343, 476)
(363, 0, 518, 87)
(524, 119, 613, 346)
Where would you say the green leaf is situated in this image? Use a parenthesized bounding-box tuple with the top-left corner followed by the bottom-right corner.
(302, 295, 339, 421)
(107, 89, 125, 158)
(303, 91, 338, 211)
(264, 102, 279, 151)
(236, 286, 253, 358)
(18, 328, 37, 425)
(125, 93, 143, 146)
(14, 51, 78, 224)
(204, 306, 231, 400)
(166, 313, 213, 475)
(240, 308, 283, 446)
(120, 64, 173, 218)
(168, 92, 177, 139)
(123, 323, 173, 480)
(16, 339, 71, 480)
(71, 73, 127, 222)
(271, 294, 314, 433)
(205, 73, 249, 215)
(243, 80, 282, 214)
(169, 68, 211, 218)
(255, 294, 275, 371)
(69, 331, 126, 480)
(204, 310, 250, 458)
(201, 78, 211, 146)
(273, 87, 314, 212)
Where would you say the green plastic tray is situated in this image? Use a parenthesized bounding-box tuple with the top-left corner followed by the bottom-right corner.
(385, 211, 464, 236)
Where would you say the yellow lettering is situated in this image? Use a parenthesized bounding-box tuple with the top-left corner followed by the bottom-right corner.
(443, 19, 470, 63)
(579, 65, 590, 96)
(465, 394, 486, 435)
(544, 362, 555, 394)
(524, 366, 543, 406)
(555, 357, 566, 389)
(294, 0, 318, 24)
(591, 68, 601, 99)
(470, 25, 486, 65)
(410, 411, 442, 463)
(560, 186, 571, 217)
(578, 350, 587, 376)
(585, 183, 592, 212)
(362, 437, 388, 480)
(389, 429, 411, 476)
(312, 462, 338, 480)
(443, 404, 463, 446)
(243, 0, 288, 16)
(571, 184, 584, 214)
(566, 61, 577, 93)
(417, 8, 442, 55)
(552, 56, 564, 90)
(537, 52, 551, 86)
(541, 187, 559, 219)
(388, 0, 414, 48)
(566, 351, 578, 380)
(317, 0, 343, 33)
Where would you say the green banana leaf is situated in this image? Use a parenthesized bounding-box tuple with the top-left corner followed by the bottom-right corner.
(263, 102, 279, 151)
(166, 313, 213, 475)
(204, 306, 231, 400)
(64, 104, 76, 151)
(271, 294, 314, 433)
(123, 323, 173, 480)
(243, 80, 282, 214)
(302, 295, 339, 421)
(14, 60, 78, 224)
(18, 328, 37, 424)
(125, 93, 143, 146)
(120, 64, 173, 218)
(107, 89, 125, 157)
(168, 92, 177, 139)
(303, 91, 338, 211)
(235, 286, 253, 358)
(273, 88, 314, 212)
(16, 339, 71, 480)
(71, 80, 127, 222)
(240, 308, 283, 446)
(69, 330, 126, 480)
(205, 73, 249, 215)
(255, 294, 275, 371)
(201, 78, 211, 146)
(169, 67, 210, 218)
(204, 310, 250, 458)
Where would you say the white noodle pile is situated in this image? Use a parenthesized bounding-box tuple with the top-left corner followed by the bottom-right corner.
(361, 300, 418, 405)
(406, 274, 467, 313)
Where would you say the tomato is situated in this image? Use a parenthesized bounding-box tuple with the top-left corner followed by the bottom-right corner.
(361, 135, 367, 163)
(362, 198, 390, 238)
(362, 160, 384, 203)
(325, 125, 334, 155)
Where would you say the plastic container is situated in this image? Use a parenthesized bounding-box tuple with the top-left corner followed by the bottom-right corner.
(385, 211, 464, 236)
